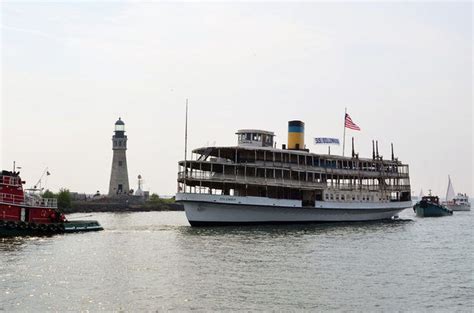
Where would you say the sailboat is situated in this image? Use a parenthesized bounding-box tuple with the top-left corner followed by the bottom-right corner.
(442, 176, 471, 211)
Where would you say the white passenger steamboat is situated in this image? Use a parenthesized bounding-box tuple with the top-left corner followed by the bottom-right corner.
(176, 121, 412, 226)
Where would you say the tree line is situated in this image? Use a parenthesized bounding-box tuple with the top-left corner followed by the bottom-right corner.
(42, 188, 72, 210)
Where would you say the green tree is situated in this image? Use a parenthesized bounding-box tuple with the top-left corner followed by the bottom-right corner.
(149, 193, 160, 202)
(42, 189, 56, 199)
(57, 188, 71, 210)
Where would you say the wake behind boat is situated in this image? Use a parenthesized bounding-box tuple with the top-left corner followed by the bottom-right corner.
(176, 119, 412, 226)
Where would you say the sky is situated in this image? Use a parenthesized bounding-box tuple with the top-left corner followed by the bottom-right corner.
(1, 1, 472, 197)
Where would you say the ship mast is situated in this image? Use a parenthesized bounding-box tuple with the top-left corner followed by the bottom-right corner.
(342, 107, 347, 156)
(184, 99, 189, 192)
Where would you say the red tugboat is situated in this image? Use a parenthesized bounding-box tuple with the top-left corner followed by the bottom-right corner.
(0, 170, 103, 236)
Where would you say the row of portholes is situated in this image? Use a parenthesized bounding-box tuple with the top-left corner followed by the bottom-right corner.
(324, 193, 390, 202)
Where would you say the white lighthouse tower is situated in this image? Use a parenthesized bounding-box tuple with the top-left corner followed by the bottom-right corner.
(108, 117, 130, 196)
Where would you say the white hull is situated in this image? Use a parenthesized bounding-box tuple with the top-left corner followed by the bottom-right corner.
(446, 204, 471, 211)
(176, 193, 411, 226)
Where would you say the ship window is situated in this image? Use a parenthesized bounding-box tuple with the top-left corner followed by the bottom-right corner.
(325, 194, 329, 200)
(119, 141, 122, 146)
(352, 196, 356, 201)
(335, 194, 339, 200)
(246, 133, 251, 140)
(330, 194, 334, 200)
(341, 195, 345, 201)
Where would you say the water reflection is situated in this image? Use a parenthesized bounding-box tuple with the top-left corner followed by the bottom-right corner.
(178, 218, 414, 238)
(0, 211, 470, 312)
(0, 237, 32, 252)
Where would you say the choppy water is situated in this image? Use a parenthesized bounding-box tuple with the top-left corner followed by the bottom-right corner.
(1, 209, 473, 312)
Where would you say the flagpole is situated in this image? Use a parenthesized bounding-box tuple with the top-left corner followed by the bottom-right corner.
(184, 99, 188, 193)
(342, 107, 347, 156)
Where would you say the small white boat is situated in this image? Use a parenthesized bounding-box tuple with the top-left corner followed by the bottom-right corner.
(442, 176, 471, 211)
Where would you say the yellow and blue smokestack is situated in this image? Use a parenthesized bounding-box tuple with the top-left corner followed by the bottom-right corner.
(288, 120, 305, 150)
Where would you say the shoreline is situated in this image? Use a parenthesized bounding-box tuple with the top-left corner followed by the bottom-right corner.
(65, 199, 184, 214)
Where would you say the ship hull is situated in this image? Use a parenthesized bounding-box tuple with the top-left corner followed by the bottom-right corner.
(176, 193, 411, 226)
(414, 203, 453, 217)
(446, 204, 470, 211)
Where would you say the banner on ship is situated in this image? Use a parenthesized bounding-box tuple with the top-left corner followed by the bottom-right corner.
(314, 138, 340, 145)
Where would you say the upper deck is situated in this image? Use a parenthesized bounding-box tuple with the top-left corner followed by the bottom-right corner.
(178, 124, 411, 202)
(1, 171, 22, 187)
(0, 170, 58, 209)
(184, 145, 410, 179)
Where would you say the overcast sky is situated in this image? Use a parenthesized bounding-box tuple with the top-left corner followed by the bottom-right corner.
(1, 1, 472, 197)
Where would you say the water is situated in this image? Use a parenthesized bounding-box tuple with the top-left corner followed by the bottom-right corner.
(1, 210, 472, 312)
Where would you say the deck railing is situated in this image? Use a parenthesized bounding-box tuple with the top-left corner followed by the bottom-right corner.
(181, 159, 410, 179)
(0, 176, 21, 186)
(180, 171, 328, 189)
(178, 172, 410, 192)
(0, 193, 58, 208)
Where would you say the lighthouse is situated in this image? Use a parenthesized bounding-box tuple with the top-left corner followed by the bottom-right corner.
(108, 117, 130, 196)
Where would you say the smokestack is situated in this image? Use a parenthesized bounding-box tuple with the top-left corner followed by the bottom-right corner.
(288, 120, 305, 150)
(391, 143, 394, 161)
(376, 141, 379, 159)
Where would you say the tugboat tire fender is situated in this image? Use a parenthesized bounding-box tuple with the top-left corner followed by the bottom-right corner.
(29, 223, 38, 230)
(18, 222, 27, 230)
(7, 221, 17, 229)
(48, 224, 57, 232)
(39, 224, 48, 231)
(0, 220, 5, 227)
(57, 224, 65, 232)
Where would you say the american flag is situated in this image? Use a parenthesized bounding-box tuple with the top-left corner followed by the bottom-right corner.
(345, 113, 361, 131)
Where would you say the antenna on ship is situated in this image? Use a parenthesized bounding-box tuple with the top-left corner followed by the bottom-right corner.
(372, 140, 375, 160)
(351, 137, 355, 158)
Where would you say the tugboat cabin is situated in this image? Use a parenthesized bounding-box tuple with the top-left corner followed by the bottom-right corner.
(421, 196, 440, 205)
